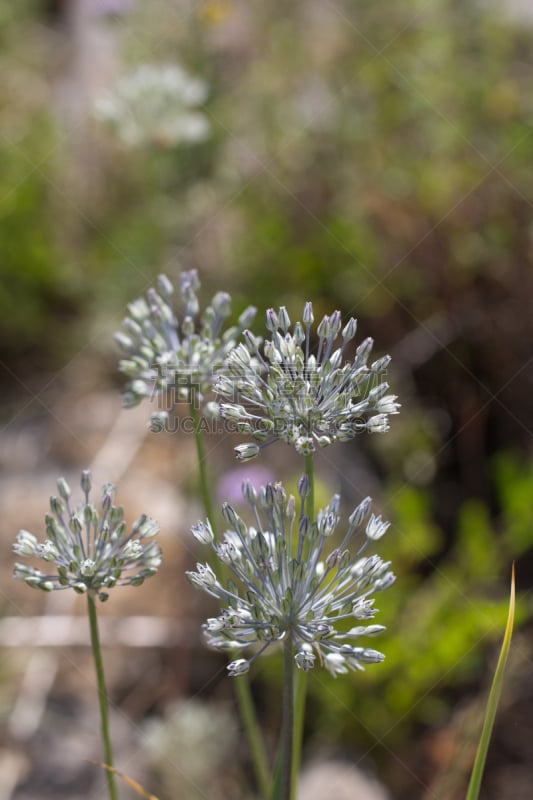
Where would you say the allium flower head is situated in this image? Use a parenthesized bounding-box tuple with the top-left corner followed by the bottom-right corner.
(13, 471, 161, 601)
(93, 63, 210, 149)
(115, 270, 256, 419)
(216, 303, 400, 458)
(187, 479, 395, 677)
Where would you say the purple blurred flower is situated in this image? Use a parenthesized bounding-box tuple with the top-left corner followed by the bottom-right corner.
(82, 0, 133, 18)
(216, 465, 274, 505)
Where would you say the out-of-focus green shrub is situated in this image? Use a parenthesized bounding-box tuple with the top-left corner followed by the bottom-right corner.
(300, 451, 533, 750)
(0, 116, 78, 364)
(0, 1, 82, 370)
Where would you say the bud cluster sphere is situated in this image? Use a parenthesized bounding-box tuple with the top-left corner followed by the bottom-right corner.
(115, 270, 256, 417)
(187, 479, 395, 677)
(216, 303, 400, 458)
(13, 471, 162, 601)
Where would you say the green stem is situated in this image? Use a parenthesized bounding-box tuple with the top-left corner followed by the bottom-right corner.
(290, 668, 308, 798)
(87, 594, 117, 800)
(190, 400, 215, 530)
(234, 674, 271, 800)
(304, 454, 315, 521)
(189, 400, 270, 798)
(280, 637, 295, 800)
(287, 454, 314, 795)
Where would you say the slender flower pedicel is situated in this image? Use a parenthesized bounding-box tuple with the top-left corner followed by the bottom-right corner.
(187, 477, 395, 678)
(216, 303, 400, 459)
(115, 269, 257, 421)
(13, 471, 162, 599)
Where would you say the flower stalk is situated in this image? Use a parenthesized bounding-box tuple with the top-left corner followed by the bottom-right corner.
(233, 670, 271, 800)
(190, 399, 216, 531)
(303, 454, 315, 524)
(189, 400, 270, 799)
(87, 593, 118, 800)
(280, 636, 295, 800)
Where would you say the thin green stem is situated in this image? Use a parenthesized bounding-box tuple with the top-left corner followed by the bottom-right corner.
(290, 668, 308, 799)
(280, 637, 295, 800)
(287, 454, 315, 796)
(188, 400, 270, 798)
(304, 454, 315, 521)
(189, 400, 215, 530)
(87, 594, 117, 800)
(234, 674, 271, 800)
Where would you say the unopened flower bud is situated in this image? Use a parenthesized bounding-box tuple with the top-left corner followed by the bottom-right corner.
(234, 443, 260, 462)
(57, 478, 71, 501)
(81, 470, 92, 493)
(342, 317, 357, 341)
(278, 306, 291, 332)
(227, 658, 250, 676)
(265, 309, 279, 332)
(192, 520, 214, 545)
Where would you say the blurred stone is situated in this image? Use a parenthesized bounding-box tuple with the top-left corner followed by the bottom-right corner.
(502, 0, 533, 23)
(299, 761, 391, 800)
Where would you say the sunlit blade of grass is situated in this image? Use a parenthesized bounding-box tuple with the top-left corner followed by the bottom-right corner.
(92, 763, 160, 799)
(466, 564, 515, 800)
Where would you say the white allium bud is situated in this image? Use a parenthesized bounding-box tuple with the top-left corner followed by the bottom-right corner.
(365, 514, 391, 541)
(57, 478, 71, 501)
(295, 646, 316, 671)
(366, 414, 390, 433)
(324, 653, 348, 676)
(80, 559, 97, 577)
(123, 540, 144, 560)
(13, 531, 39, 558)
(376, 395, 401, 414)
(227, 659, 250, 676)
(234, 443, 260, 462)
(39, 541, 59, 562)
(192, 520, 214, 545)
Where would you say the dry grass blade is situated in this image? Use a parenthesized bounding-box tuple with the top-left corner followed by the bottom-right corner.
(90, 762, 160, 800)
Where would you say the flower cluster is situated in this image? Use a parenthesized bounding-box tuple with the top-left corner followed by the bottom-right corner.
(115, 270, 257, 419)
(93, 63, 210, 149)
(216, 303, 400, 459)
(187, 477, 395, 677)
(13, 471, 161, 601)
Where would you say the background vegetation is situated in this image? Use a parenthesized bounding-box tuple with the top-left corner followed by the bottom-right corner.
(1, 1, 533, 798)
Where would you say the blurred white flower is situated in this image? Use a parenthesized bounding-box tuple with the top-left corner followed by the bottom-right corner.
(94, 63, 210, 149)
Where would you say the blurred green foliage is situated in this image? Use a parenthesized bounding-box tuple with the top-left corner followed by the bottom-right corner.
(301, 451, 533, 750)
(0, 0, 81, 367)
(214, 1, 533, 315)
(3, 0, 533, 391)
(0, 116, 78, 363)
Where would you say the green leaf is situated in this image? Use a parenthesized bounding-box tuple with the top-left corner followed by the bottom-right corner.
(466, 564, 515, 800)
